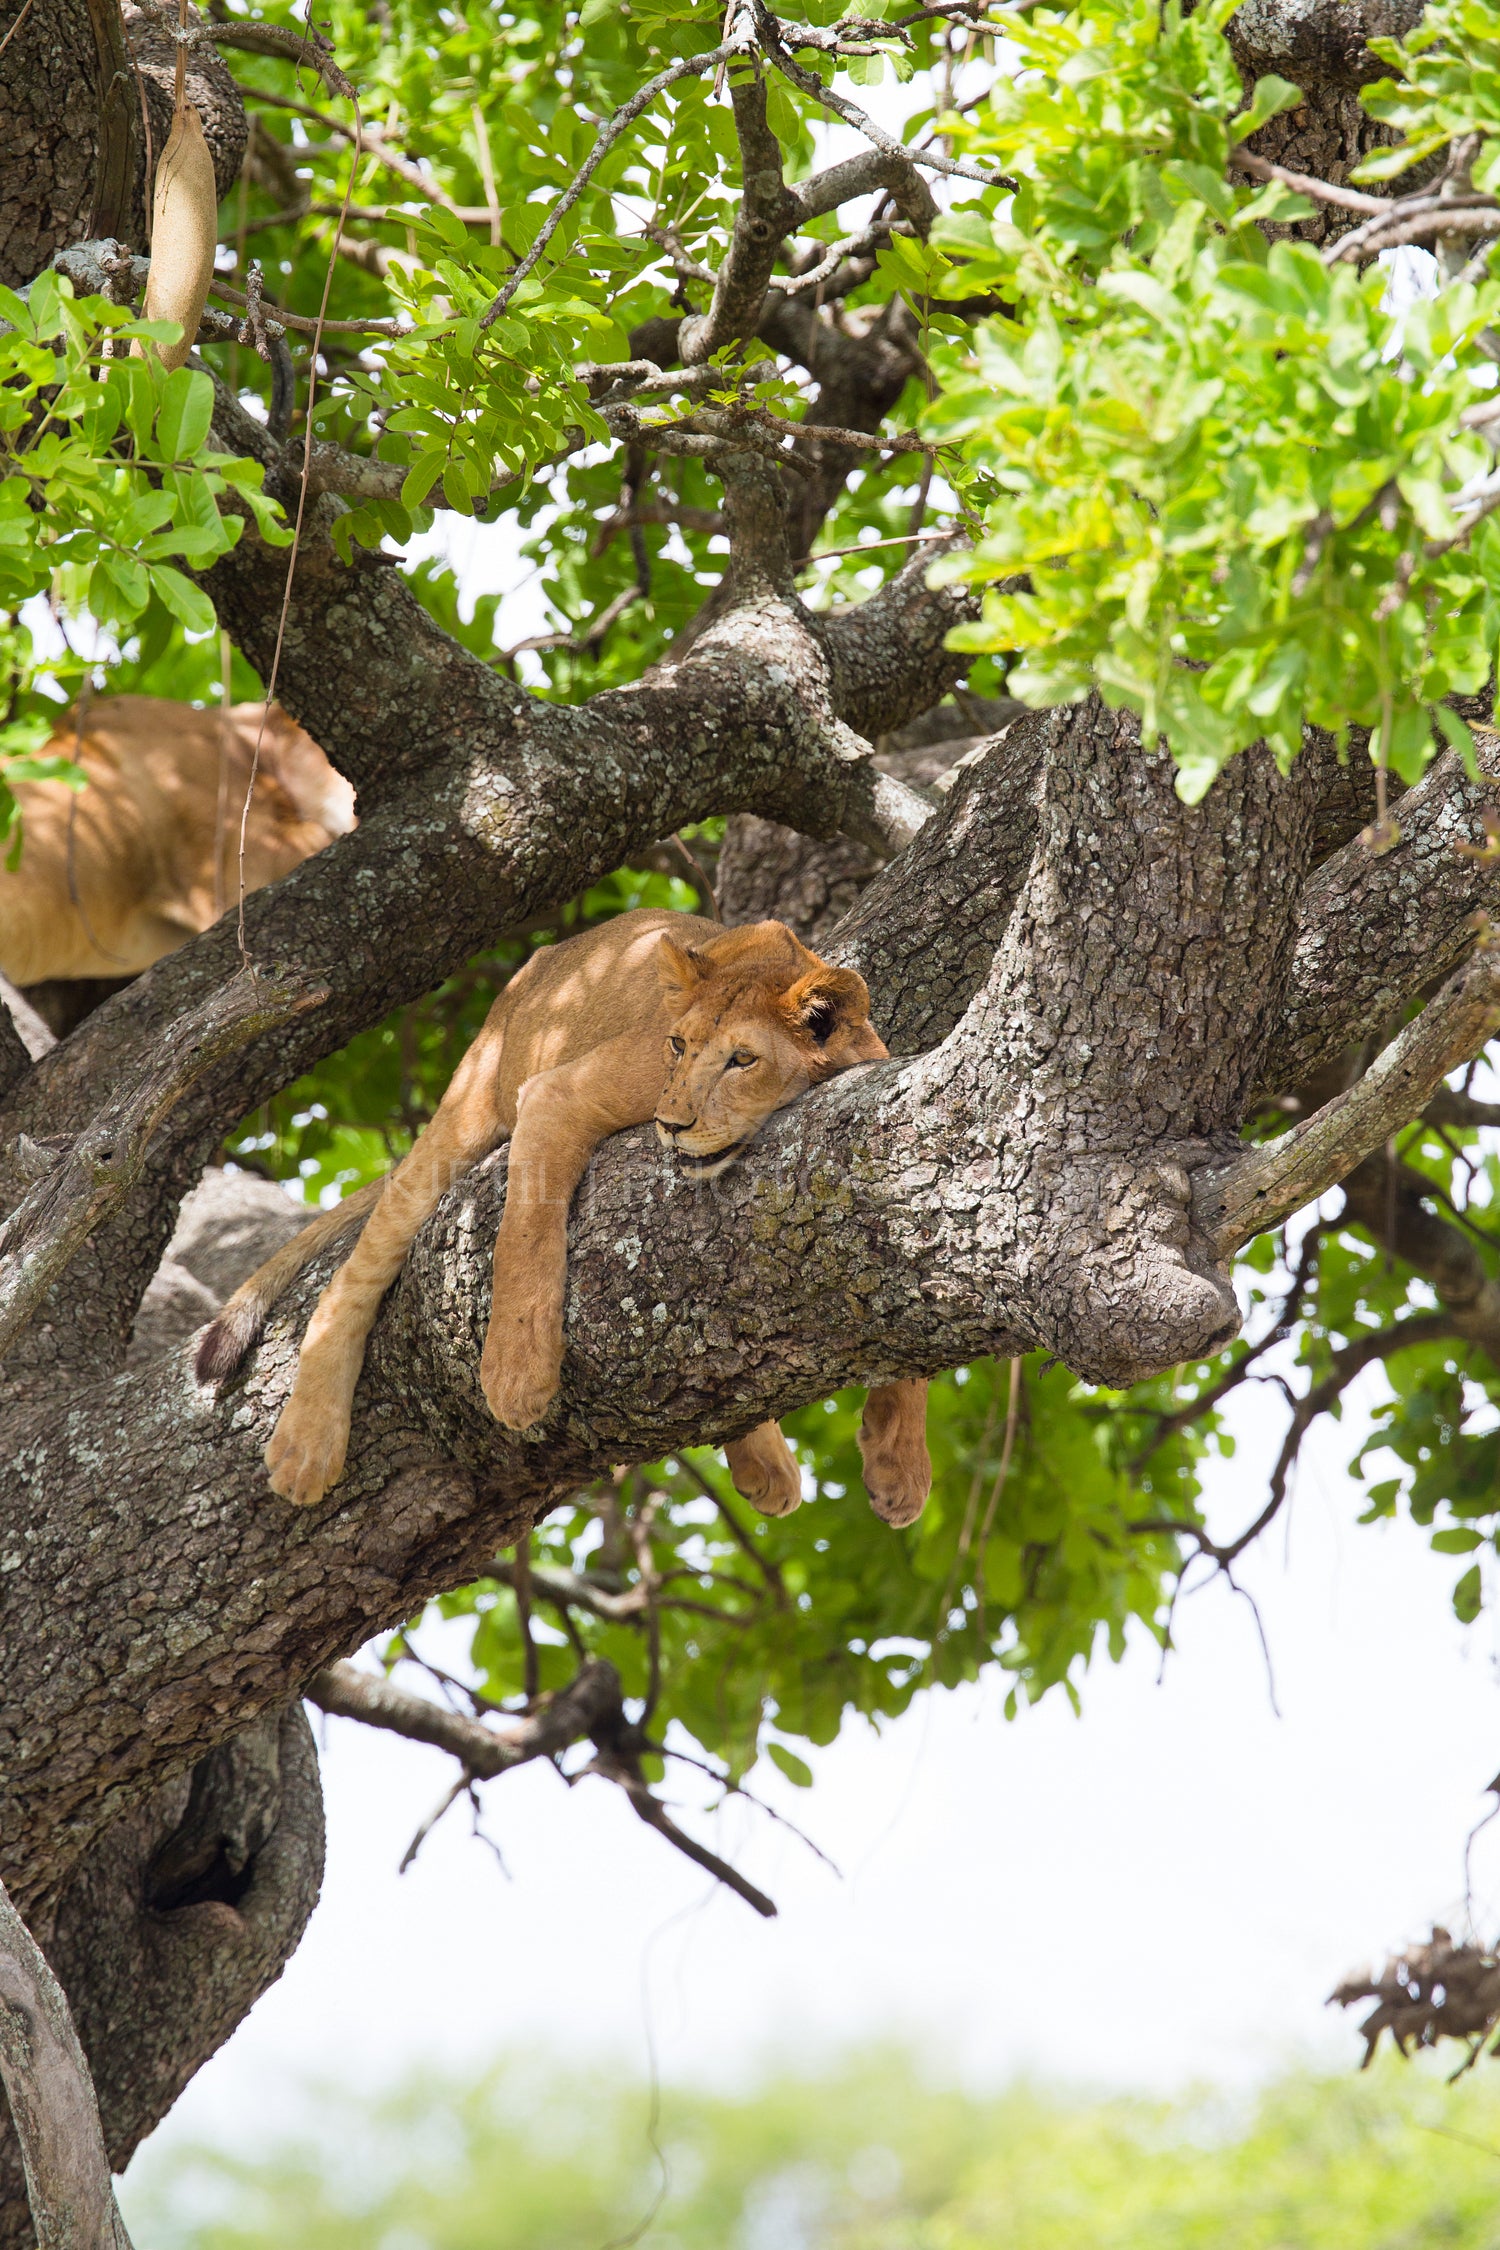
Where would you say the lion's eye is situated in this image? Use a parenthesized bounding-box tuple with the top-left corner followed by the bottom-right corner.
(668, 1035, 685, 1056)
(729, 1050, 756, 1070)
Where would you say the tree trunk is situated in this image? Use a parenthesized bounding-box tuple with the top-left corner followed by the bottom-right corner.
(5, 0, 1500, 2199)
(0, 0, 245, 288)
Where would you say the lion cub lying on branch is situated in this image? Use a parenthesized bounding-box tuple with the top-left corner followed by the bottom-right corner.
(198, 909, 932, 1526)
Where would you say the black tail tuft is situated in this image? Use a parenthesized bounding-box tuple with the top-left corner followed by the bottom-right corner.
(194, 1297, 265, 1387)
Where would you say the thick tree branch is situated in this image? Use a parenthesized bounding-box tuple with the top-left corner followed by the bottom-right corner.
(0, 1879, 131, 2250)
(785, 145, 937, 234)
(0, 972, 318, 1366)
(678, 73, 795, 363)
(820, 534, 978, 738)
(0, 1703, 326, 2247)
(1200, 952, 1500, 1258)
(1264, 733, 1500, 1099)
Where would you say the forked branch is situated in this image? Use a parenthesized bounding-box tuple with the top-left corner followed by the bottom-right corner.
(1198, 951, 1500, 1259)
(0, 972, 322, 1365)
(308, 1659, 778, 1916)
(306, 1656, 622, 1773)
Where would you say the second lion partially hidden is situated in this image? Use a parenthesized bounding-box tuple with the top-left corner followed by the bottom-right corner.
(197, 909, 932, 1527)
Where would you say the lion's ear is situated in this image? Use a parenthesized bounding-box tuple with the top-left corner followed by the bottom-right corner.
(657, 935, 708, 1006)
(786, 964, 873, 1046)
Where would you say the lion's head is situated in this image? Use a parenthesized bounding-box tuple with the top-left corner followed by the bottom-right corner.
(653, 920, 887, 1178)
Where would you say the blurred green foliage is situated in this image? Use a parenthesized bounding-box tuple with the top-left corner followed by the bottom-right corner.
(123, 2056, 1500, 2249)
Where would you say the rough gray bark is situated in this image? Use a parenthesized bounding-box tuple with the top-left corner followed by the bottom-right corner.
(0, 1705, 323, 2247)
(0, 0, 246, 288)
(716, 699, 1020, 942)
(0, 1880, 131, 2250)
(1229, 0, 1433, 245)
(0, 1174, 324, 2247)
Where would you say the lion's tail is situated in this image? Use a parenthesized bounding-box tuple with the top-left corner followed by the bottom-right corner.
(194, 1176, 385, 1386)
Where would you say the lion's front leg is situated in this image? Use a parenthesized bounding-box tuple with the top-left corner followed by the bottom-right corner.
(481, 1037, 664, 1431)
(481, 1189, 571, 1433)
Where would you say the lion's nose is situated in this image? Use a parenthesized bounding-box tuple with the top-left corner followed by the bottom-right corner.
(657, 1117, 689, 1137)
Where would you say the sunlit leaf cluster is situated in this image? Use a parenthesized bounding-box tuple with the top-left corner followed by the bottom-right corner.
(922, 0, 1500, 798)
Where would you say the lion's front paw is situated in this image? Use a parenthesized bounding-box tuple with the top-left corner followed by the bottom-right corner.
(265, 1392, 349, 1508)
(725, 1422, 802, 1518)
(481, 1302, 564, 1431)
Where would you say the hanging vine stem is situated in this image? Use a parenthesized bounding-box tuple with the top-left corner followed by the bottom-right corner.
(971, 1355, 1022, 1653)
(235, 67, 365, 975)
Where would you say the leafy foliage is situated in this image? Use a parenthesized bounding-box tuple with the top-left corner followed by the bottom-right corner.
(923, 0, 1500, 799)
(20, 0, 1500, 1820)
(0, 271, 283, 843)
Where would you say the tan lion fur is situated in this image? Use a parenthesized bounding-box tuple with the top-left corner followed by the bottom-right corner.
(0, 696, 355, 986)
(198, 908, 932, 1528)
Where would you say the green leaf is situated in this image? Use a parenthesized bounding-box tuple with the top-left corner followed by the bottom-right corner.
(1455, 1563, 1484, 1621)
(401, 451, 447, 510)
(148, 563, 215, 635)
(765, 1741, 814, 1789)
(153, 367, 215, 461)
(1231, 75, 1305, 141)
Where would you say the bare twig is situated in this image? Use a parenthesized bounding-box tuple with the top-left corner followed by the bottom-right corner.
(1229, 147, 1391, 216)
(1328, 192, 1500, 265)
(479, 39, 744, 328)
(208, 276, 412, 337)
(586, 1751, 778, 1918)
(660, 1744, 840, 1873)
(771, 218, 895, 295)
(1131, 1313, 1454, 1569)
(512, 1534, 540, 1705)
(0, 0, 37, 62)
(753, 1, 1005, 188)
(398, 1773, 468, 1873)
(972, 1355, 1021, 1649)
